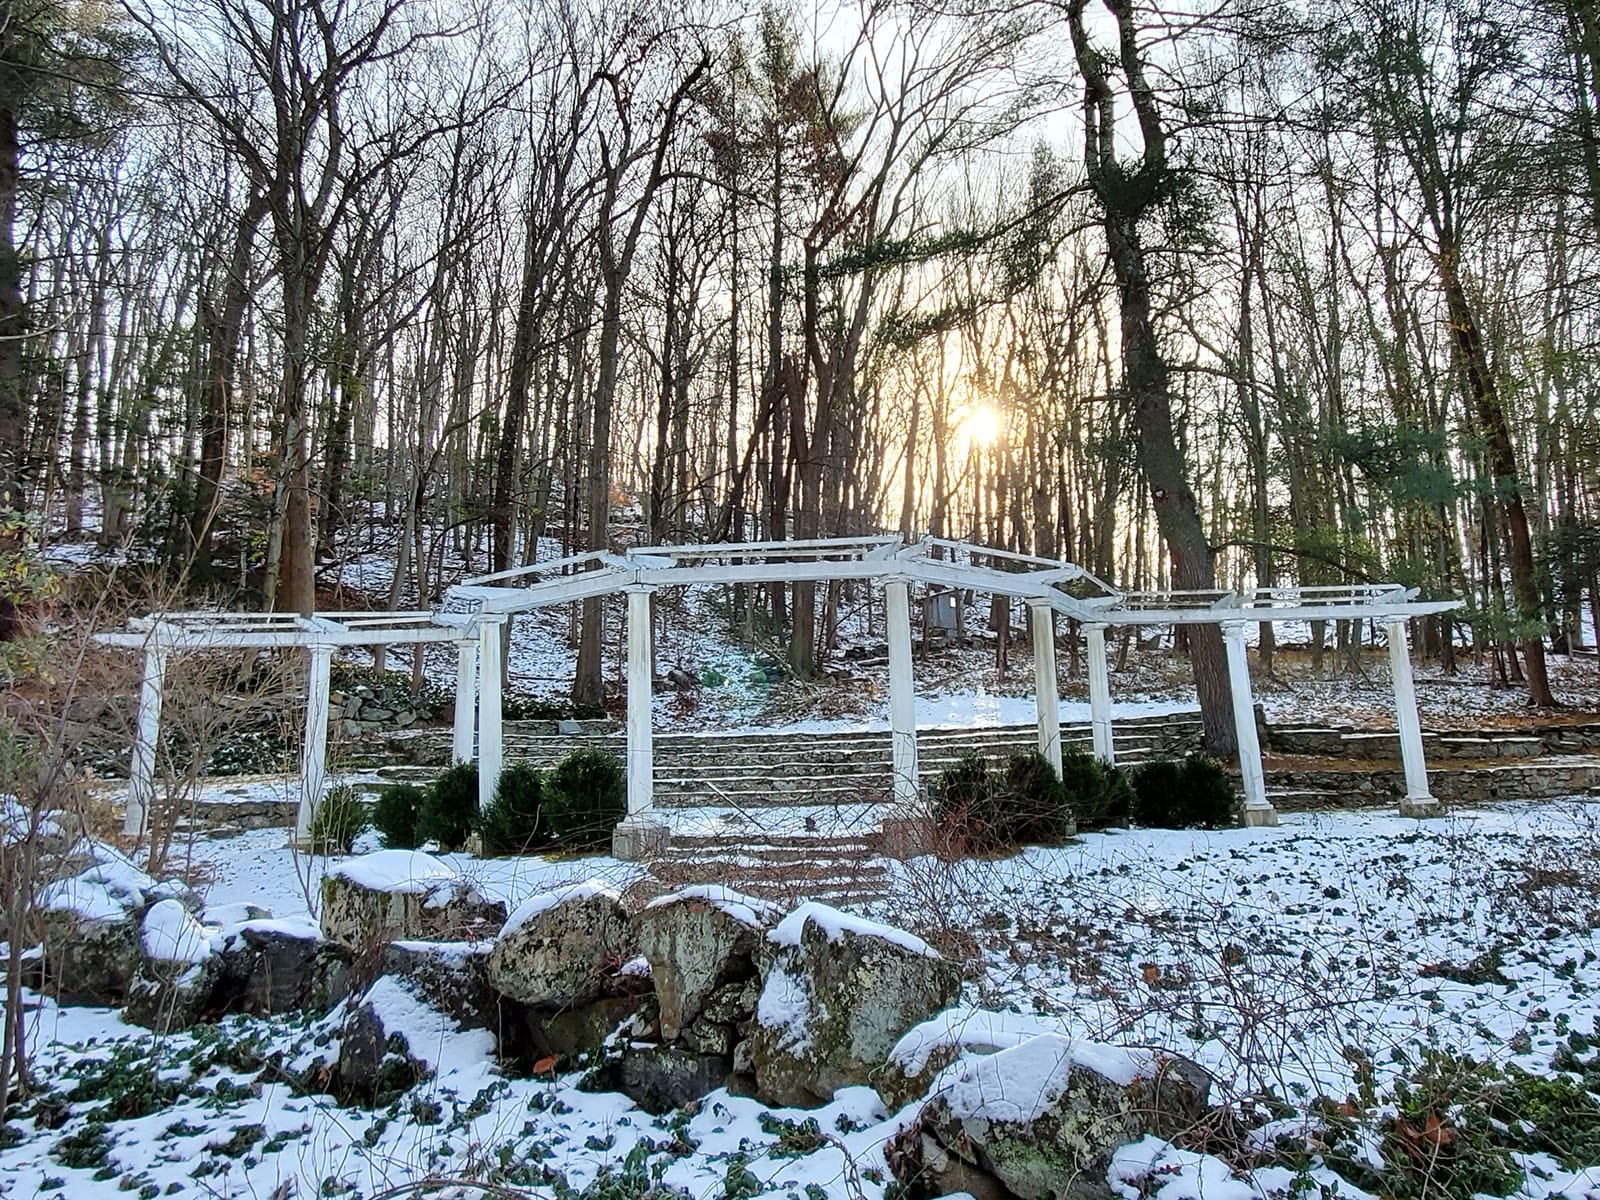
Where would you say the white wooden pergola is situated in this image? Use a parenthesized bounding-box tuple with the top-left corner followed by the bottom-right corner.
(99, 536, 1456, 854)
(96, 611, 479, 842)
(451, 536, 1458, 853)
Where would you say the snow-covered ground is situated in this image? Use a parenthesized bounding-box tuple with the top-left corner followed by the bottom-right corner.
(8, 801, 1600, 1199)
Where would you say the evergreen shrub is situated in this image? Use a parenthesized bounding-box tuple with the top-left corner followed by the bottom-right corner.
(417, 762, 479, 851)
(543, 749, 626, 851)
(479, 762, 546, 857)
(1131, 754, 1238, 829)
(308, 783, 368, 855)
(371, 783, 424, 849)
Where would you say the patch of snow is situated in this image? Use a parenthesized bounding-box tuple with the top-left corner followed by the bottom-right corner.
(889, 1007, 1071, 1075)
(770, 901, 938, 958)
(359, 976, 496, 1073)
(326, 849, 461, 894)
(501, 879, 618, 936)
(1108, 1136, 1258, 1200)
(141, 899, 212, 965)
(755, 964, 813, 1050)
(646, 883, 783, 928)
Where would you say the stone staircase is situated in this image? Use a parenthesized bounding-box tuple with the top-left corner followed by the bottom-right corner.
(381, 710, 1207, 810)
(648, 829, 893, 909)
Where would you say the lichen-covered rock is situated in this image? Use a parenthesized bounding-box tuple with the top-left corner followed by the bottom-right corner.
(319, 850, 505, 950)
(34, 874, 143, 1002)
(214, 917, 352, 1014)
(488, 881, 630, 1009)
(751, 902, 961, 1108)
(886, 1034, 1210, 1200)
(634, 885, 778, 1040)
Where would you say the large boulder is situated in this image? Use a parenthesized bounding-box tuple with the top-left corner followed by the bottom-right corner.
(214, 917, 353, 1014)
(634, 885, 778, 1040)
(750, 902, 961, 1108)
(35, 874, 144, 1003)
(488, 881, 631, 1009)
(320, 850, 505, 950)
(885, 1034, 1210, 1200)
(125, 899, 221, 1029)
(338, 975, 497, 1104)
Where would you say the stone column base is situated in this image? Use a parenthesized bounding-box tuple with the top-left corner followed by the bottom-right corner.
(613, 816, 670, 861)
(1399, 795, 1444, 819)
(1241, 805, 1280, 828)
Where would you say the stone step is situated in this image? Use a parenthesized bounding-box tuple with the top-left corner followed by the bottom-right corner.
(665, 838, 883, 857)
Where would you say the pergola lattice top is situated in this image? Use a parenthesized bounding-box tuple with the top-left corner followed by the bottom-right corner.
(450, 535, 1453, 626)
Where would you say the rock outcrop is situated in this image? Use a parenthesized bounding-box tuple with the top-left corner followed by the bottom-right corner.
(750, 902, 961, 1107)
(886, 1034, 1211, 1200)
(320, 850, 505, 950)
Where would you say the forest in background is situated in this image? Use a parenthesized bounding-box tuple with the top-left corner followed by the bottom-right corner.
(0, 0, 1597, 726)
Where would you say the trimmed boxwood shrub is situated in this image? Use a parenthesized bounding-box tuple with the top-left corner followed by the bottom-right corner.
(479, 761, 546, 857)
(308, 783, 368, 854)
(999, 751, 1074, 845)
(1059, 748, 1133, 831)
(371, 783, 424, 849)
(543, 749, 626, 851)
(417, 762, 479, 851)
(932, 751, 1081, 853)
(1131, 754, 1239, 829)
(931, 752, 1005, 851)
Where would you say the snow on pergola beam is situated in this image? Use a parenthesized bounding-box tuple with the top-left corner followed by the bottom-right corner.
(96, 610, 474, 650)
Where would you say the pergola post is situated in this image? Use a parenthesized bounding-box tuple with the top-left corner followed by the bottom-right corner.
(1029, 600, 1062, 774)
(885, 576, 921, 810)
(452, 639, 479, 764)
(295, 643, 334, 843)
(1222, 623, 1278, 827)
(1086, 623, 1114, 764)
(614, 585, 668, 860)
(476, 615, 505, 815)
(124, 642, 168, 838)
(1388, 616, 1442, 817)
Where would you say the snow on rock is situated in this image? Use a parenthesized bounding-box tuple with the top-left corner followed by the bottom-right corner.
(202, 901, 272, 926)
(489, 879, 631, 1008)
(140, 899, 213, 966)
(939, 1034, 1151, 1123)
(887, 1036, 1211, 1200)
(645, 883, 783, 928)
(325, 849, 462, 894)
(321, 849, 505, 949)
(36, 874, 127, 922)
(501, 879, 619, 936)
(636, 883, 775, 1041)
(752, 903, 960, 1108)
(879, 1007, 1072, 1109)
(365, 939, 500, 1032)
(126, 900, 222, 1031)
(770, 900, 940, 958)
